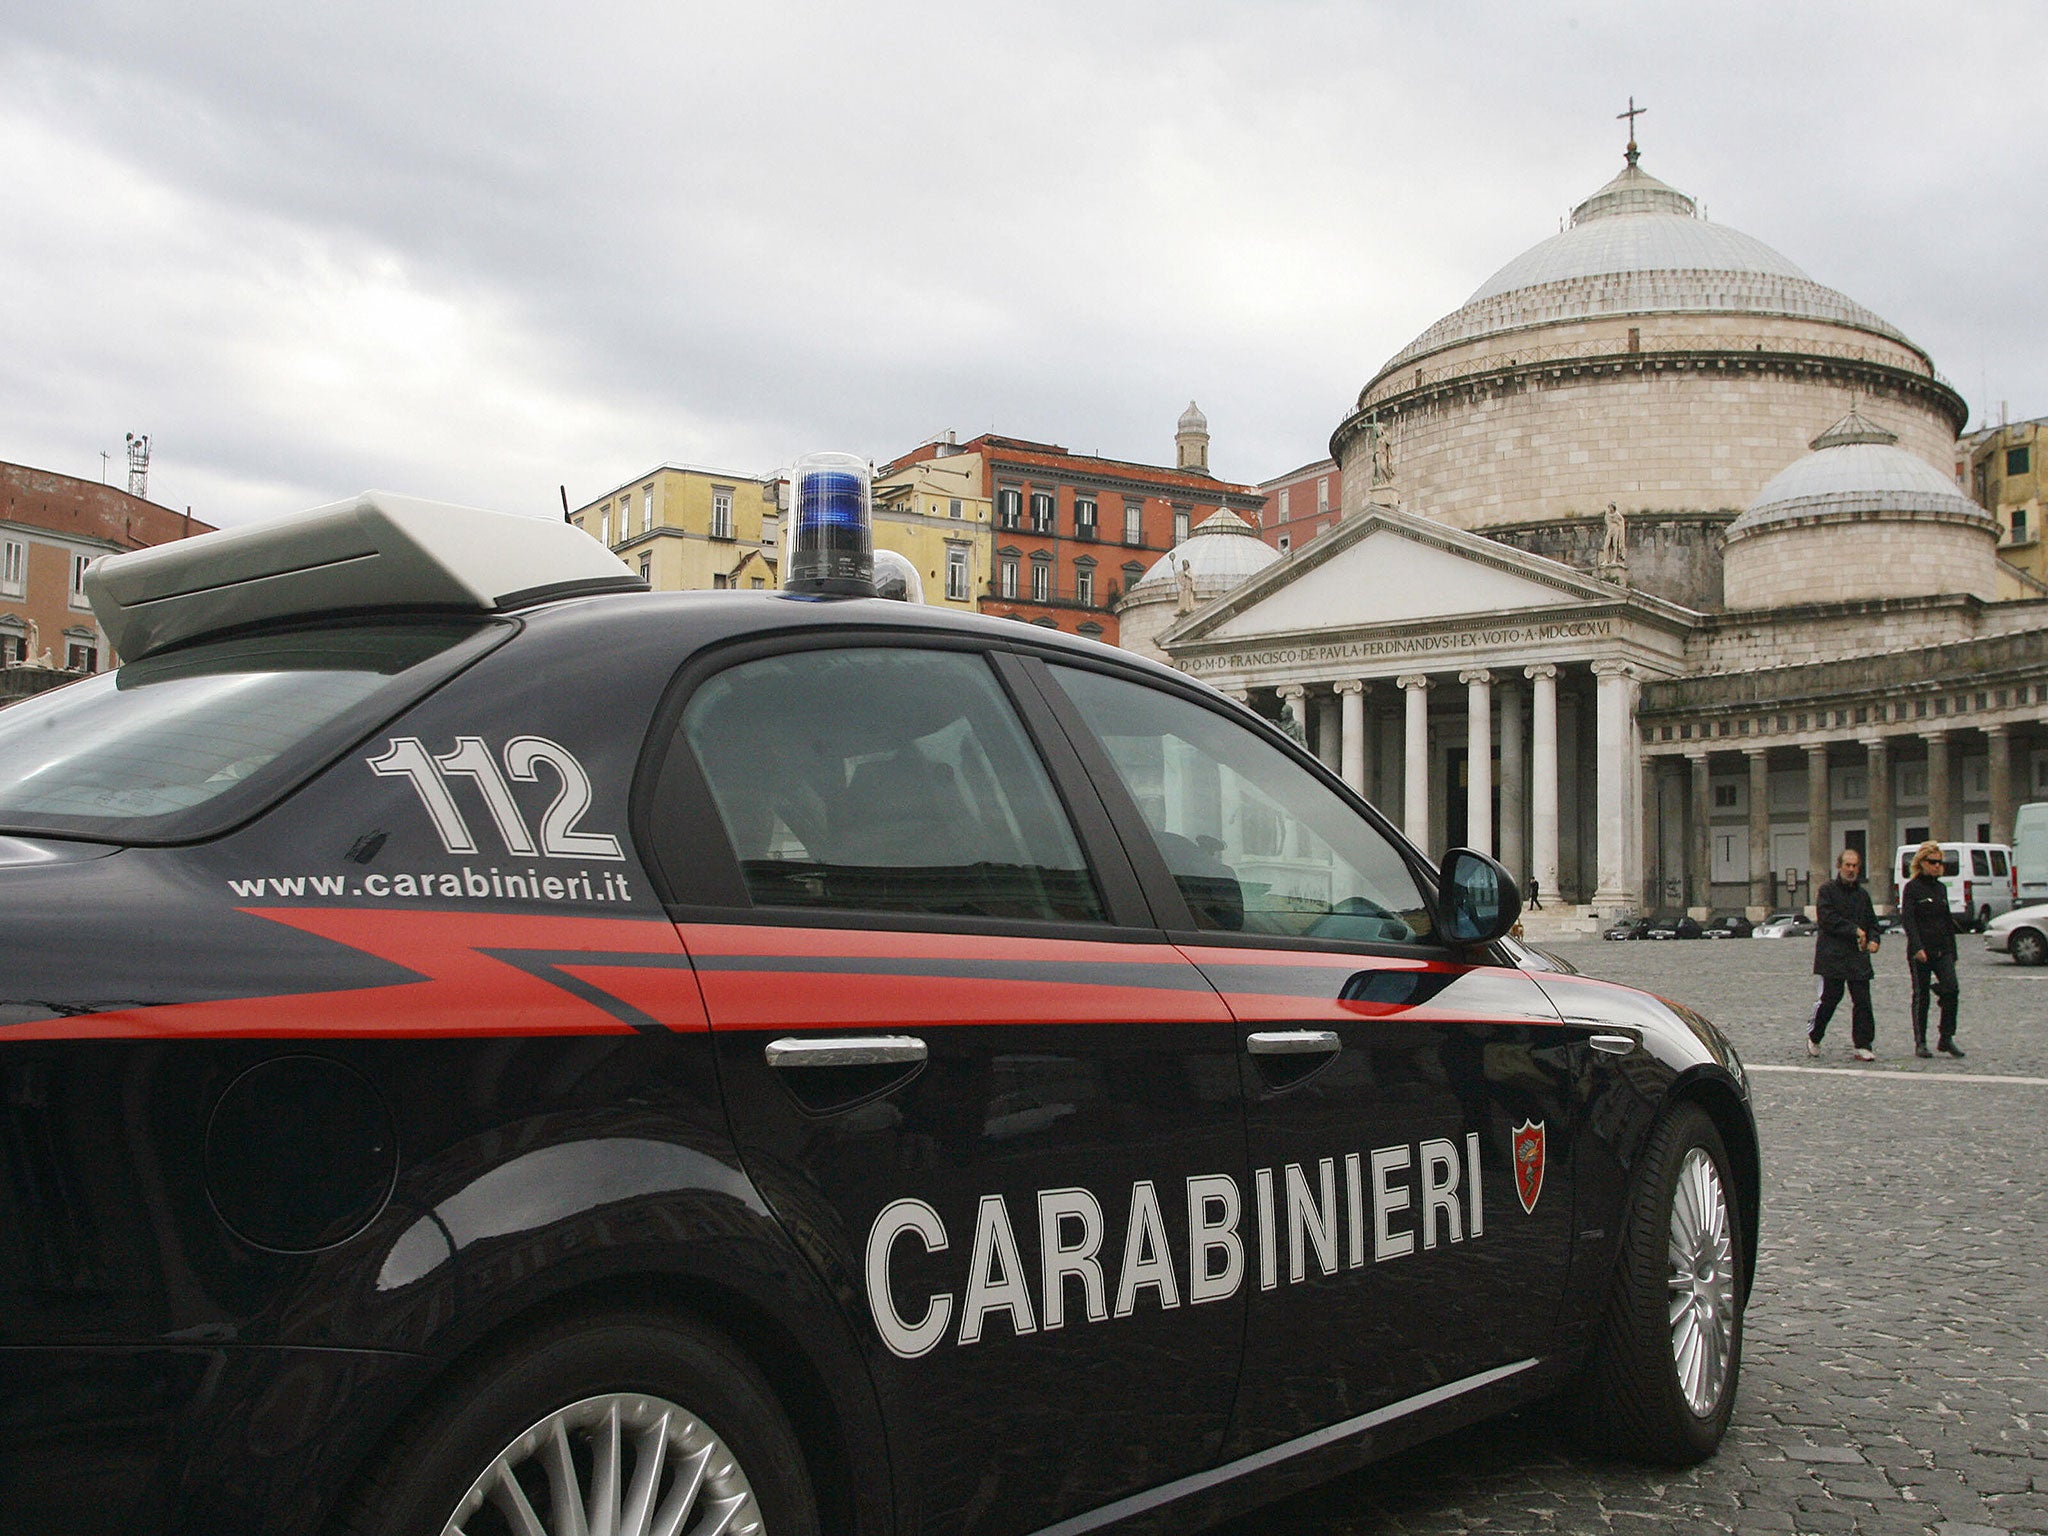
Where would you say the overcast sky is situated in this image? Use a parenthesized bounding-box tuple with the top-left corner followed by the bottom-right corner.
(4, 1, 2042, 528)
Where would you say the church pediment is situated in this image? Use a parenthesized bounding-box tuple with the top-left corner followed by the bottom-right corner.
(1171, 507, 1644, 646)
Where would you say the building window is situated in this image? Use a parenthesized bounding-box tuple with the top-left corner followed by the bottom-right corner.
(949, 498, 963, 519)
(712, 573, 730, 590)
(1030, 556, 1052, 603)
(1078, 622, 1104, 638)
(998, 488, 1022, 529)
(1316, 476, 1330, 512)
(2014, 507, 2030, 542)
(946, 547, 970, 601)
(1123, 502, 1143, 545)
(712, 491, 735, 540)
(643, 486, 655, 533)
(1713, 784, 1738, 809)
(1278, 534, 1291, 553)
(1, 538, 22, 596)
(1120, 562, 1144, 599)
(638, 553, 652, 584)
(1074, 498, 1097, 539)
(70, 553, 92, 609)
(66, 642, 97, 672)
(2008, 446, 2031, 477)
(1278, 488, 1291, 518)
(998, 553, 1019, 599)
(1173, 508, 1190, 545)
(599, 510, 611, 545)
(1030, 491, 1055, 533)
(1076, 566, 1095, 607)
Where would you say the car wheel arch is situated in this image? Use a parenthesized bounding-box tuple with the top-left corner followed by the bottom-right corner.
(350, 1272, 888, 1536)
(1661, 1076, 1761, 1300)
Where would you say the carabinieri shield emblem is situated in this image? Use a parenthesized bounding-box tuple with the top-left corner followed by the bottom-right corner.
(1512, 1119, 1546, 1214)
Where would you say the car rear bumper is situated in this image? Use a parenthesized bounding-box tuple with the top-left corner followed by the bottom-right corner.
(0, 1344, 424, 1535)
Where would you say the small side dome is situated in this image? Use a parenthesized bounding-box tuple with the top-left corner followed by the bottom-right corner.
(1132, 507, 1278, 598)
(1723, 406, 1996, 608)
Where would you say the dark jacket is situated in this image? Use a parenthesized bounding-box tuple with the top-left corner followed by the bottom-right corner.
(1813, 875, 1878, 980)
(1900, 872, 1956, 961)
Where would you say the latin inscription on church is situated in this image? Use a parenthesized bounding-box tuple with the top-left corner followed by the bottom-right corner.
(1180, 618, 1616, 674)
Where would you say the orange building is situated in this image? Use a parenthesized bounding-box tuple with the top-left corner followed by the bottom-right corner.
(879, 407, 1261, 646)
(1256, 456, 1344, 555)
(1, 461, 212, 692)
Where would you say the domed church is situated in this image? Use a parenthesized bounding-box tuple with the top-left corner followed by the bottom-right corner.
(1134, 130, 2048, 925)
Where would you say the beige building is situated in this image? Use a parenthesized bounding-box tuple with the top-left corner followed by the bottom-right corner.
(1128, 145, 2048, 930)
(871, 439, 993, 612)
(1963, 417, 2047, 588)
(571, 465, 781, 592)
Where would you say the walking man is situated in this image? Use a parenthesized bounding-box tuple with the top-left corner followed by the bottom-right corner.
(1899, 840, 1965, 1059)
(1808, 846, 1881, 1061)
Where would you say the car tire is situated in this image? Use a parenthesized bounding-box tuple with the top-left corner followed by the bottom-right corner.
(337, 1311, 819, 1536)
(2012, 927, 2048, 966)
(1571, 1103, 1744, 1466)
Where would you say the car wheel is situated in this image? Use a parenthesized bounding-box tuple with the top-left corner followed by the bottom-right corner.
(2012, 927, 2048, 966)
(339, 1311, 818, 1536)
(1572, 1103, 1744, 1465)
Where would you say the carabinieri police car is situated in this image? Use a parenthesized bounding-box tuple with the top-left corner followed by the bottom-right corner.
(0, 469, 1757, 1536)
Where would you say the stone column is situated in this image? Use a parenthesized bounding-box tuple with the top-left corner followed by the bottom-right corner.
(1925, 730, 1953, 844)
(1591, 661, 1635, 910)
(1499, 680, 1526, 883)
(1315, 692, 1342, 772)
(1745, 747, 1771, 916)
(1398, 674, 1431, 848)
(1806, 743, 1832, 911)
(1689, 751, 1712, 914)
(1987, 724, 2015, 847)
(1863, 736, 1893, 909)
(1335, 681, 1366, 796)
(1526, 665, 1559, 905)
(1459, 669, 1493, 856)
(1375, 701, 1401, 818)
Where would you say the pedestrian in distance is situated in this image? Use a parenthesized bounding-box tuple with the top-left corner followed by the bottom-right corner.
(1807, 846, 1881, 1061)
(1527, 875, 1542, 910)
(1899, 840, 1965, 1059)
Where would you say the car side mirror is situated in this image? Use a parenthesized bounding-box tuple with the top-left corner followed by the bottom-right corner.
(1437, 847, 1521, 945)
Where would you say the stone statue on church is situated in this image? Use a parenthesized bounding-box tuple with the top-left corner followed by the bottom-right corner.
(1598, 502, 1628, 581)
(1175, 560, 1196, 615)
(1369, 421, 1394, 487)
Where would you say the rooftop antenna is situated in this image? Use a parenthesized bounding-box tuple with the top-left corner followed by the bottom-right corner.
(124, 433, 151, 499)
(1617, 96, 1646, 167)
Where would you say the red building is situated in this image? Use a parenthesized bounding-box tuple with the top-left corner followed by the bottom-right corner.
(1256, 456, 1343, 555)
(880, 407, 1262, 646)
(1, 460, 212, 693)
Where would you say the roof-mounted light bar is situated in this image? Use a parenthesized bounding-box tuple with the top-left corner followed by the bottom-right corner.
(87, 490, 644, 662)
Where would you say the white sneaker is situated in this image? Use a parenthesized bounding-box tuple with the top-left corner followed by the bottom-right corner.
(1854, 1048, 1875, 1062)
(1806, 1036, 1820, 1058)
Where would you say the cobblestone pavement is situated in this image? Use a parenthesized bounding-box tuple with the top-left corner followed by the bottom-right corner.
(1214, 938, 2048, 1536)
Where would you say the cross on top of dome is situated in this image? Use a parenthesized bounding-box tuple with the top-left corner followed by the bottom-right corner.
(1618, 96, 1646, 167)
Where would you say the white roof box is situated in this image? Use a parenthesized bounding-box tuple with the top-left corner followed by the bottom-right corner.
(87, 490, 644, 661)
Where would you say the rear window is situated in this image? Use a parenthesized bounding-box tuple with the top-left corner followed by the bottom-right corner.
(0, 620, 502, 842)
(1972, 849, 1991, 877)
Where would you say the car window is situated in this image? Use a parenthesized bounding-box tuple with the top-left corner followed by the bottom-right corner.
(1991, 849, 2009, 876)
(1972, 849, 1990, 877)
(1940, 847, 1960, 877)
(682, 647, 1104, 923)
(1048, 665, 1431, 943)
(0, 620, 497, 842)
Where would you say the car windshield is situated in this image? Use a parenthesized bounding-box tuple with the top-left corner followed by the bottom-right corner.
(0, 620, 498, 843)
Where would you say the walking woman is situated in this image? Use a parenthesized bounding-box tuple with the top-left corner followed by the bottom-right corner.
(1899, 840, 1965, 1059)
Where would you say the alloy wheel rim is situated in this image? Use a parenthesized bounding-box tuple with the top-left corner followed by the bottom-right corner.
(1666, 1147, 1736, 1418)
(444, 1393, 764, 1536)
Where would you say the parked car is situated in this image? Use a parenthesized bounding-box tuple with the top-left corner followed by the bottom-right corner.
(1644, 911, 1704, 940)
(1702, 915, 1753, 940)
(1983, 901, 2048, 966)
(0, 490, 1760, 1535)
(1753, 912, 1817, 938)
(1603, 914, 1652, 940)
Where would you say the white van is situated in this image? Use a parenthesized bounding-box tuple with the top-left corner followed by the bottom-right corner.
(2014, 802, 2048, 905)
(1894, 841, 2017, 931)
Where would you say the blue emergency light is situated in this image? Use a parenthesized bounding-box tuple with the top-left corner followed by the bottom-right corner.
(786, 451, 875, 597)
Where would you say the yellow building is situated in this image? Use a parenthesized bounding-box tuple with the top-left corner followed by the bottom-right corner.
(1965, 417, 2047, 588)
(570, 465, 781, 592)
(871, 441, 991, 612)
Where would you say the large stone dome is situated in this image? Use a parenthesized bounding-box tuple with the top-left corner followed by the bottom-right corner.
(1723, 406, 1996, 608)
(1330, 150, 1967, 583)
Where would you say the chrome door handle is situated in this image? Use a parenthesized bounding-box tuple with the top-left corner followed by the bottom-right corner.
(765, 1036, 928, 1068)
(1588, 1034, 1637, 1056)
(1246, 1030, 1342, 1056)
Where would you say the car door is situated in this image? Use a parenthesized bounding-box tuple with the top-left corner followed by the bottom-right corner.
(641, 637, 1249, 1536)
(1032, 658, 1580, 1456)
